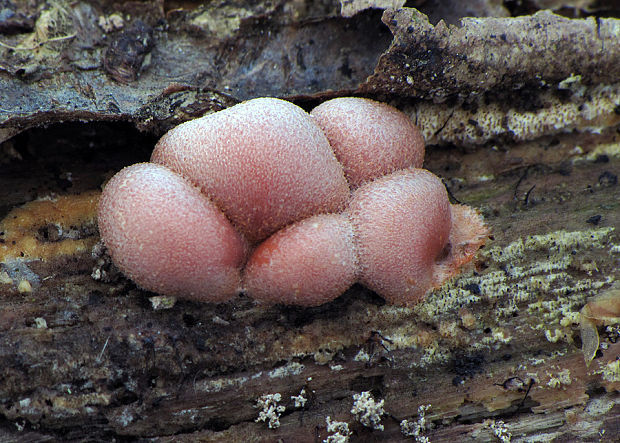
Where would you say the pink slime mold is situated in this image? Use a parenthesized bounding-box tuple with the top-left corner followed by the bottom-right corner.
(97, 97, 488, 306)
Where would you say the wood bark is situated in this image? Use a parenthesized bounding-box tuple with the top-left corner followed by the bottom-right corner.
(0, 1, 619, 441)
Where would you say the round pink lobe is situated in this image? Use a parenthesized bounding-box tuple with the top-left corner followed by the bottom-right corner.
(97, 163, 247, 302)
(151, 97, 350, 243)
(311, 97, 425, 188)
(243, 213, 358, 307)
(347, 168, 451, 305)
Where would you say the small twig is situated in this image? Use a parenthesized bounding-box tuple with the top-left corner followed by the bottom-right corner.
(442, 179, 462, 204)
(518, 378, 535, 409)
(433, 109, 455, 138)
(96, 336, 110, 363)
(513, 165, 540, 209)
(523, 184, 536, 206)
(0, 33, 76, 51)
(0, 40, 22, 50)
(513, 167, 530, 201)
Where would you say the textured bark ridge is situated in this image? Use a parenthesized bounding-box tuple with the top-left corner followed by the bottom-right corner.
(1, 2, 619, 441)
(0, 0, 392, 142)
(363, 8, 620, 100)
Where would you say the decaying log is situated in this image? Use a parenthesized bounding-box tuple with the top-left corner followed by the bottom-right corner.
(1, 1, 619, 441)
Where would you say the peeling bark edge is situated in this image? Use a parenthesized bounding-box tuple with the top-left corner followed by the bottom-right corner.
(362, 8, 620, 101)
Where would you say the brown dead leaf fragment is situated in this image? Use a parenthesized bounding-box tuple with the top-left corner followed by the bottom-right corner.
(580, 288, 620, 366)
(363, 8, 620, 100)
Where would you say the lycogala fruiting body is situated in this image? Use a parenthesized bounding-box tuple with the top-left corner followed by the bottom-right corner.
(347, 168, 452, 305)
(311, 97, 425, 188)
(151, 98, 349, 244)
(244, 213, 358, 307)
(97, 163, 246, 302)
(97, 97, 488, 306)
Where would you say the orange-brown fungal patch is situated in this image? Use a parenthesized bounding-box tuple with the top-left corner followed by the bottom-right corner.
(0, 191, 99, 262)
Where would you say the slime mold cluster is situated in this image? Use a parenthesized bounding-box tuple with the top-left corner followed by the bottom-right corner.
(97, 97, 488, 307)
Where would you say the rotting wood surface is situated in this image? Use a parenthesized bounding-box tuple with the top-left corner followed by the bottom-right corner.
(0, 2, 619, 442)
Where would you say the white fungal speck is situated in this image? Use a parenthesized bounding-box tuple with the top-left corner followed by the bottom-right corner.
(351, 391, 384, 431)
(400, 404, 432, 442)
(484, 419, 512, 442)
(255, 393, 285, 429)
(354, 349, 370, 362)
(291, 388, 307, 408)
(17, 279, 32, 293)
(324, 416, 351, 443)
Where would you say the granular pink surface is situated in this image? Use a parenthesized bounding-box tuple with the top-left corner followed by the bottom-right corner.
(98, 97, 488, 306)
